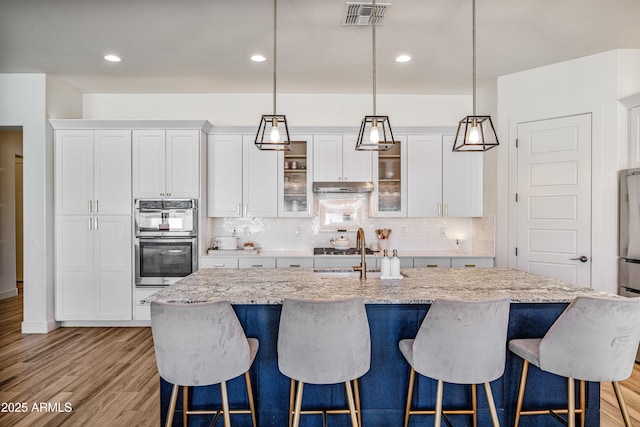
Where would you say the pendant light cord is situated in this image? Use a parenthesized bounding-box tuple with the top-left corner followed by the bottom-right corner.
(372, 0, 377, 116)
(472, 0, 476, 116)
(273, 0, 277, 115)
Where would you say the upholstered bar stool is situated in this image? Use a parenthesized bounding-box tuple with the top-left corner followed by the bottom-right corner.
(509, 296, 640, 427)
(150, 300, 259, 427)
(399, 298, 511, 427)
(277, 297, 371, 427)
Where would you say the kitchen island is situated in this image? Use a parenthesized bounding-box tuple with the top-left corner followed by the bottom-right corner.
(145, 268, 614, 427)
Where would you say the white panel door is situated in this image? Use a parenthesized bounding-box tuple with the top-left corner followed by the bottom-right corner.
(243, 135, 278, 217)
(166, 129, 200, 198)
(207, 134, 243, 217)
(517, 114, 592, 287)
(407, 135, 442, 217)
(132, 129, 166, 198)
(55, 130, 94, 214)
(313, 134, 343, 181)
(94, 130, 131, 214)
(342, 134, 373, 181)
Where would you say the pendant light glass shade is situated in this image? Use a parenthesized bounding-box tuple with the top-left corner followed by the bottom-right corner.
(355, 0, 395, 152)
(453, 115, 498, 152)
(255, 0, 291, 151)
(452, 0, 499, 152)
(356, 115, 395, 151)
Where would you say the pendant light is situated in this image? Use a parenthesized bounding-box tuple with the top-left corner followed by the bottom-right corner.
(355, 0, 395, 151)
(452, 0, 499, 152)
(255, 0, 291, 151)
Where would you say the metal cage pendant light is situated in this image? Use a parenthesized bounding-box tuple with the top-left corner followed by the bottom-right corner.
(355, 0, 395, 151)
(255, 0, 291, 151)
(452, 0, 499, 152)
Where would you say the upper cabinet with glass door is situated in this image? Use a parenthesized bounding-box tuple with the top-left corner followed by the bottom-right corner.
(278, 136, 313, 217)
(372, 135, 407, 217)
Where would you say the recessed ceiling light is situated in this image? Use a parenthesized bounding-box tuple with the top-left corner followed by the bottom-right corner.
(395, 55, 411, 63)
(103, 54, 122, 63)
(251, 55, 266, 62)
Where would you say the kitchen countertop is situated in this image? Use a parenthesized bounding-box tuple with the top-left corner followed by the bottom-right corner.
(203, 249, 494, 257)
(143, 267, 613, 305)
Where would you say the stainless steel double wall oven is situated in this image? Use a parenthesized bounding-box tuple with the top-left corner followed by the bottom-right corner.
(135, 199, 198, 286)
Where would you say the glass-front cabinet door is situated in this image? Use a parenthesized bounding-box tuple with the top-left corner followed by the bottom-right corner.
(372, 135, 407, 217)
(278, 136, 313, 217)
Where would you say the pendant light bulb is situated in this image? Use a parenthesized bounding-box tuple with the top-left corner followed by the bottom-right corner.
(469, 119, 480, 144)
(270, 118, 280, 143)
(369, 120, 380, 144)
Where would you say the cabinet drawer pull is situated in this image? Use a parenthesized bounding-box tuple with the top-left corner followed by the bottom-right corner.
(464, 264, 476, 268)
(251, 264, 263, 268)
(289, 264, 301, 268)
(214, 264, 225, 268)
(427, 264, 438, 268)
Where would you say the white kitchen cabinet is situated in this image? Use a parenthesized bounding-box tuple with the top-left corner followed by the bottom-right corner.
(279, 136, 313, 217)
(238, 257, 277, 269)
(413, 258, 451, 268)
(55, 215, 132, 321)
(407, 134, 483, 217)
(133, 129, 200, 198)
(55, 129, 131, 215)
(134, 287, 163, 321)
(276, 257, 314, 268)
(199, 256, 239, 269)
(207, 134, 278, 217)
(630, 105, 640, 168)
(313, 134, 372, 182)
(451, 257, 494, 268)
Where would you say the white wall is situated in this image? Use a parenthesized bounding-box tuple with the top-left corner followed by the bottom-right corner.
(0, 74, 82, 333)
(83, 93, 471, 127)
(0, 130, 23, 300)
(497, 49, 640, 294)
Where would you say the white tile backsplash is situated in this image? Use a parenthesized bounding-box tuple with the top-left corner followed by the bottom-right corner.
(205, 215, 495, 255)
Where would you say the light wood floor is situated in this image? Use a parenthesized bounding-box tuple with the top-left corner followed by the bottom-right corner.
(0, 292, 639, 427)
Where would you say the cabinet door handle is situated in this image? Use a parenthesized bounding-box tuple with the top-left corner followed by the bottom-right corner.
(244, 204, 247, 216)
(444, 203, 448, 216)
(96, 200, 99, 213)
(95, 217, 99, 230)
(89, 217, 93, 230)
(160, 193, 165, 197)
(167, 193, 171, 196)
(237, 203, 241, 215)
(88, 200, 92, 213)
(437, 203, 441, 216)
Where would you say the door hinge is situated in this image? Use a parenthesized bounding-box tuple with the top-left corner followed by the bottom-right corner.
(515, 247, 518, 256)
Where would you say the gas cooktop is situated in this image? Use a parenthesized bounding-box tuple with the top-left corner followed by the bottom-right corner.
(313, 247, 375, 256)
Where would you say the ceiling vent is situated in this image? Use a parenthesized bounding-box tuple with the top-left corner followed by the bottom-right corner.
(342, 2, 390, 26)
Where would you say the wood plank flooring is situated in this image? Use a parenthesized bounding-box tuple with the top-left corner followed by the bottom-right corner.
(0, 292, 639, 426)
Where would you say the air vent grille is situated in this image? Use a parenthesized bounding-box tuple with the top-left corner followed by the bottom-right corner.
(343, 2, 390, 26)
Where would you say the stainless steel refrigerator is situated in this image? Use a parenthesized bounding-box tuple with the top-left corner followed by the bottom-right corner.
(619, 168, 640, 361)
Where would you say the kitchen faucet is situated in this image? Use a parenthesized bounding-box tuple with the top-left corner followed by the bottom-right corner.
(353, 227, 367, 280)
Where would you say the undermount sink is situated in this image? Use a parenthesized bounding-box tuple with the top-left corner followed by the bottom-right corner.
(313, 268, 403, 279)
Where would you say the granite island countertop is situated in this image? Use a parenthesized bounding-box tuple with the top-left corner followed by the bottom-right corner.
(143, 268, 615, 305)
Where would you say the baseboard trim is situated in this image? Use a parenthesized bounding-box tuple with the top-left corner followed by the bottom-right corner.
(21, 319, 60, 334)
(0, 288, 18, 300)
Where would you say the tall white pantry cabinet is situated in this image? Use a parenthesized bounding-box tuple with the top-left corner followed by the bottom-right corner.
(54, 129, 132, 320)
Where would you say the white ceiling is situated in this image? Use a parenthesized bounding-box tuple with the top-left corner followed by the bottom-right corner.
(2, 0, 640, 95)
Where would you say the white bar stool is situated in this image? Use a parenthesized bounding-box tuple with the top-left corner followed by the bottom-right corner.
(399, 298, 511, 427)
(150, 300, 259, 427)
(277, 297, 371, 427)
(509, 296, 640, 427)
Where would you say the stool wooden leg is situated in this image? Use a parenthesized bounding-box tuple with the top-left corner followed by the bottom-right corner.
(471, 383, 477, 427)
(483, 382, 499, 427)
(353, 378, 362, 427)
(288, 379, 295, 427)
(183, 386, 188, 427)
(514, 360, 529, 427)
(579, 380, 585, 427)
(244, 371, 257, 427)
(345, 380, 358, 427)
(166, 384, 179, 427)
(404, 367, 416, 427)
(434, 379, 444, 427)
(567, 377, 575, 427)
(612, 381, 633, 427)
(220, 380, 231, 427)
(292, 381, 304, 427)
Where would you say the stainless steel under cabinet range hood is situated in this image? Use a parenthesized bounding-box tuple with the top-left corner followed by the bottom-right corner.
(313, 181, 374, 193)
